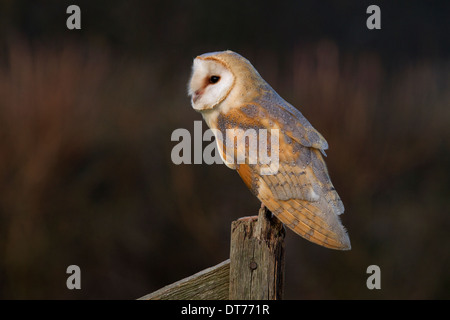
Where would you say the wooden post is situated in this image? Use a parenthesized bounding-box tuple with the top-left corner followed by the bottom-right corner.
(138, 205, 286, 300)
(229, 205, 285, 300)
(138, 260, 230, 300)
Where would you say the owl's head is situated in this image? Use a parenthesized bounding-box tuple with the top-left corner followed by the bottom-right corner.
(188, 50, 265, 112)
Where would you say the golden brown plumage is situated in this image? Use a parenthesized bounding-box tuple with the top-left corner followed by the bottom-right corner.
(188, 50, 350, 250)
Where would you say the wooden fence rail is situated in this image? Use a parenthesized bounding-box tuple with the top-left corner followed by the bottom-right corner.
(138, 206, 285, 300)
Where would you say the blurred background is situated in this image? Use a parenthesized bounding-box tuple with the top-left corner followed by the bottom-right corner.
(0, 0, 449, 299)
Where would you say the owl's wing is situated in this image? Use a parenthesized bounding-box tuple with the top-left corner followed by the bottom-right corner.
(235, 95, 341, 205)
(215, 97, 342, 204)
(237, 158, 349, 250)
(214, 98, 350, 249)
(252, 91, 329, 155)
(235, 139, 349, 250)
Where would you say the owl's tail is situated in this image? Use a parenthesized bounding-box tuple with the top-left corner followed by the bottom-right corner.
(260, 189, 351, 250)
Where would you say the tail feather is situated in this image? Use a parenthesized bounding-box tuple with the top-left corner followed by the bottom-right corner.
(258, 181, 351, 250)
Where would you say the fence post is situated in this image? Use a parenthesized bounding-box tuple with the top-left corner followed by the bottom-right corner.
(138, 205, 286, 300)
(229, 205, 285, 300)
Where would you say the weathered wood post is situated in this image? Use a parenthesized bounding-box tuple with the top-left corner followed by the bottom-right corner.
(229, 205, 285, 300)
(139, 259, 230, 300)
(138, 205, 285, 300)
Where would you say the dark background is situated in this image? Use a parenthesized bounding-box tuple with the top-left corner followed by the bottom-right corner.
(0, 0, 449, 299)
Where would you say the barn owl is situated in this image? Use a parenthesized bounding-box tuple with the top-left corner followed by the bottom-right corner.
(188, 50, 351, 250)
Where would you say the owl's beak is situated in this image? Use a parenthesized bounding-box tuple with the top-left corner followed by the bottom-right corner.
(192, 89, 203, 103)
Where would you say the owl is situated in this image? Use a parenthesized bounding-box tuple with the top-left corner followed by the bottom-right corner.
(188, 50, 350, 250)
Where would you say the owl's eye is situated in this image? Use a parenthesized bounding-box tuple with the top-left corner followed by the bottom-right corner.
(209, 75, 221, 84)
